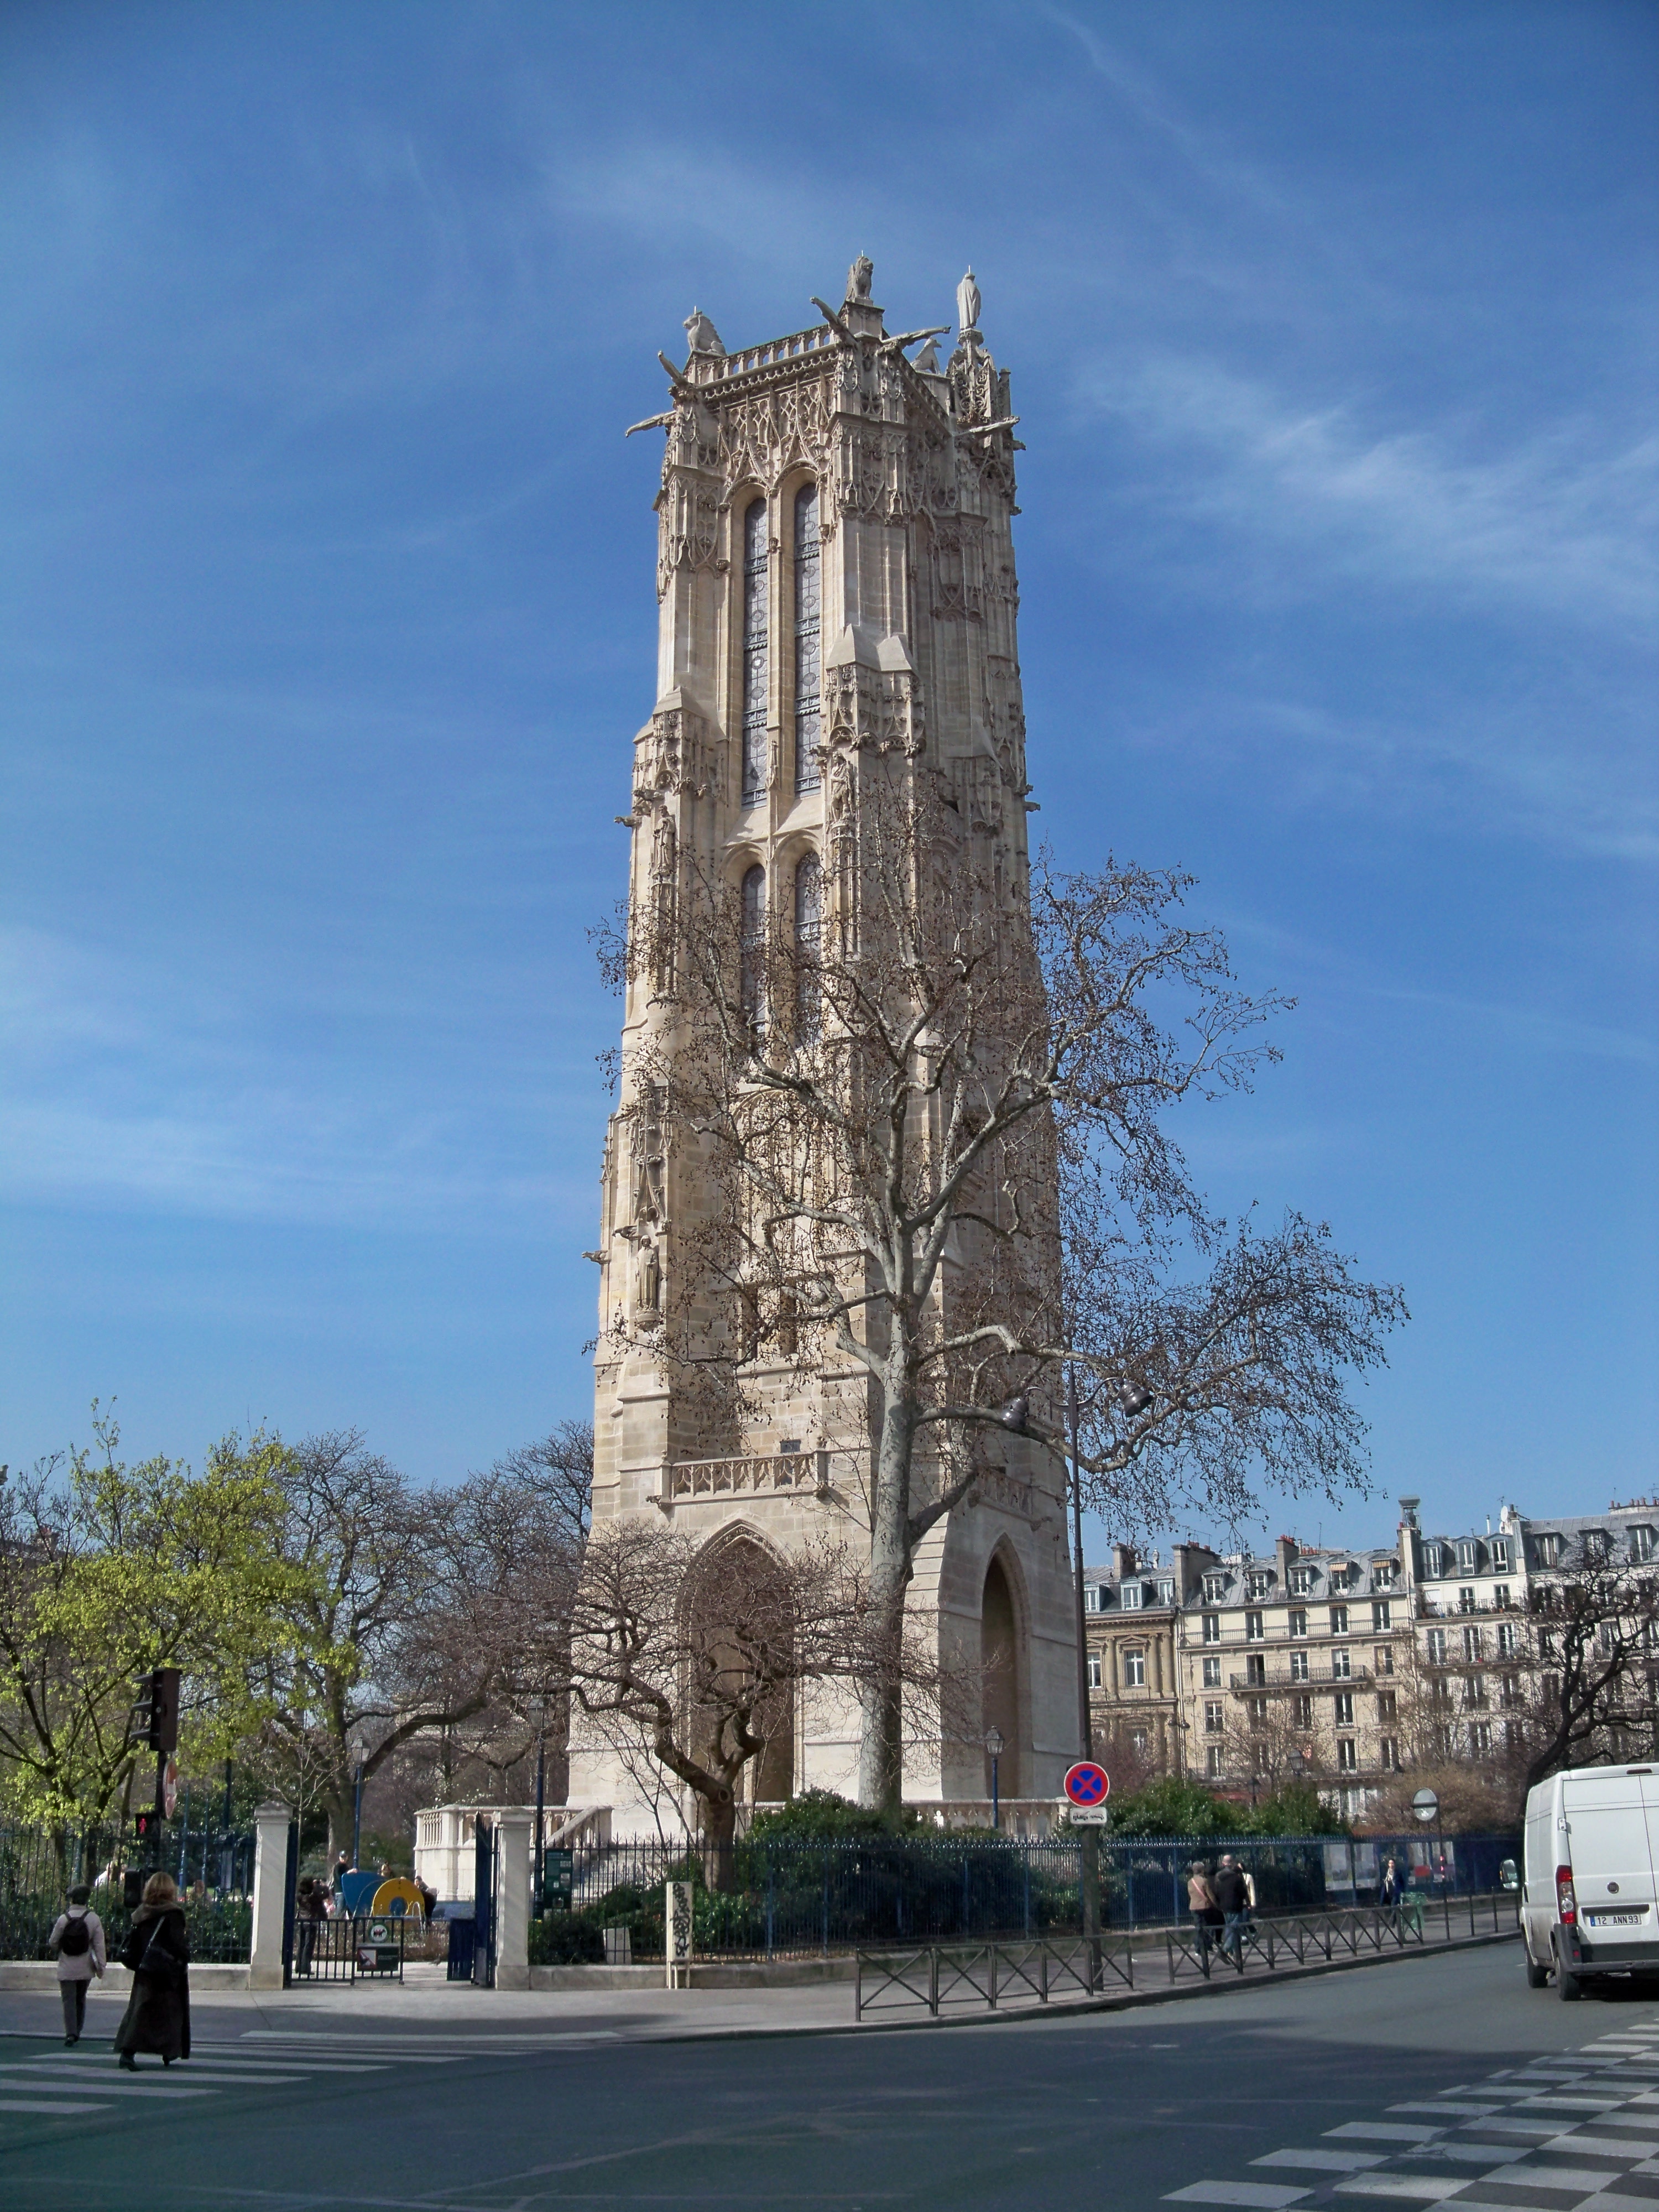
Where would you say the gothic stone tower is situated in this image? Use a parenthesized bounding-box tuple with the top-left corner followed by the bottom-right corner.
(577, 259, 1077, 1825)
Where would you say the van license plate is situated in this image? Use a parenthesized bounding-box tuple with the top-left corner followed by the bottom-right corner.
(1587, 1911, 1646, 1926)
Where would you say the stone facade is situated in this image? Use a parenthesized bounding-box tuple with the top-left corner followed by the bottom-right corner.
(573, 260, 1077, 1832)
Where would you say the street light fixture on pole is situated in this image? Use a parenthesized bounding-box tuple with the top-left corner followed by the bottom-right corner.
(985, 1728, 1005, 1830)
(529, 1696, 548, 1917)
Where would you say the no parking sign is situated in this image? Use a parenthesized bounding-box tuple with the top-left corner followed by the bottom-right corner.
(1063, 1761, 1110, 1825)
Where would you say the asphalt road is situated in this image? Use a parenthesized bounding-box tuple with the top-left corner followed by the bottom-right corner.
(1, 1942, 1652, 2210)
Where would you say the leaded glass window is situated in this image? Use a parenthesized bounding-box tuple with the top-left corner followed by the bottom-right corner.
(742, 499, 769, 807)
(793, 484, 821, 794)
(739, 864, 765, 1031)
(794, 851, 822, 1037)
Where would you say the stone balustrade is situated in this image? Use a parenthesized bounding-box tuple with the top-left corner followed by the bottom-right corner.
(659, 1448, 830, 1506)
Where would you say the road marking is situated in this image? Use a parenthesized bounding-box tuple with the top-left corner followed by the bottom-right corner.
(0, 2098, 114, 2115)
(1474, 2120, 1595, 2137)
(1399, 2144, 1527, 2164)
(1392, 2103, 1506, 2116)
(1485, 2168, 1639, 2191)
(1327, 2124, 1446, 2143)
(1253, 2150, 1387, 2172)
(1164, 2186, 1311, 2207)
(1332, 2179, 1470, 2200)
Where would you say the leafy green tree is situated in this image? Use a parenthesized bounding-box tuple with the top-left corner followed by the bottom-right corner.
(0, 1411, 309, 1826)
(1102, 1775, 1234, 1836)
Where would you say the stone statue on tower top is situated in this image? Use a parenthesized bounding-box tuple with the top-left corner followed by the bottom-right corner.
(957, 267, 981, 335)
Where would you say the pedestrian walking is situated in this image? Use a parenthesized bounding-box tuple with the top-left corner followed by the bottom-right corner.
(48, 1883, 106, 2045)
(294, 1876, 327, 1976)
(112, 1871, 190, 2070)
(1211, 1854, 1251, 1968)
(1186, 1861, 1223, 1963)
(1381, 1853, 1402, 1924)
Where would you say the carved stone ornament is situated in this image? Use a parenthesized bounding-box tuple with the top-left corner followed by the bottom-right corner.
(719, 376, 834, 495)
(684, 307, 726, 356)
(634, 702, 721, 807)
(956, 267, 981, 336)
(826, 664, 924, 758)
(846, 254, 874, 304)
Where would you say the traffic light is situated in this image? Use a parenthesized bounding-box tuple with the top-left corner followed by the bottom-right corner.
(133, 1806, 159, 1844)
(131, 1667, 180, 1752)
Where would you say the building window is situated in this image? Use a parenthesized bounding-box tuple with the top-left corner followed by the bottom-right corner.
(1205, 1700, 1224, 1734)
(1206, 1746, 1224, 1780)
(1458, 1539, 1480, 1574)
(1372, 1600, 1392, 1633)
(1470, 1721, 1493, 1758)
(792, 484, 821, 793)
(1087, 1651, 1102, 1689)
(1374, 1561, 1398, 1589)
(1329, 1605, 1349, 1636)
(1130, 1726, 1149, 1756)
(1084, 1584, 1105, 1613)
(1245, 1655, 1266, 1687)
(1337, 1739, 1357, 1772)
(1377, 1689, 1397, 1723)
(1124, 1650, 1146, 1688)
(740, 499, 769, 806)
(1584, 1528, 1611, 1562)
(1290, 1650, 1310, 1683)
(1458, 1586, 1477, 1614)
(793, 853, 822, 1036)
(1202, 1655, 1221, 1688)
(1331, 1648, 1352, 1681)
(1500, 1673, 1521, 1709)
(1334, 1691, 1354, 1727)
(1290, 1565, 1316, 1596)
(1292, 1693, 1313, 1729)
(1632, 1526, 1657, 1564)
(1533, 1533, 1561, 1568)
(739, 865, 766, 1030)
(1374, 1645, 1394, 1676)
(1462, 1624, 1483, 1662)
(1247, 1694, 1268, 1725)
(1288, 1608, 1308, 1639)
(1120, 1583, 1143, 1611)
(1245, 1610, 1264, 1641)
(1157, 1578, 1175, 1606)
(1493, 1584, 1511, 1610)
(1247, 1571, 1271, 1600)
(1463, 1673, 1486, 1710)
(1202, 1614, 1220, 1645)
(1496, 1622, 1518, 1658)
(1490, 1538, 1511, 1571)
(1203, 1572, 1228, 1604)
(1426, 1627, 1447, 1665)
(1380, 1736, 1400, 1771)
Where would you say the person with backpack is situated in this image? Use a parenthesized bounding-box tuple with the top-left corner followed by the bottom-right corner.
(48, 1883, 106, 2044)
(112, 1870, 190, 2069)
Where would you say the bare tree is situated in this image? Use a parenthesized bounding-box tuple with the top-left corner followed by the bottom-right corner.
(567, 1519, 943, 1863)
(603, 766, 1405, 1811)
(1520, 1538, 1659, 1790)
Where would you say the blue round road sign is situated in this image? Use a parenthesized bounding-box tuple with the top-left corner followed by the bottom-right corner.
(1063, 1760, 1110, 1807)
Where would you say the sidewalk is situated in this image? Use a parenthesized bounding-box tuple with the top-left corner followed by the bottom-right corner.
(0, 1925, 1517, 2046)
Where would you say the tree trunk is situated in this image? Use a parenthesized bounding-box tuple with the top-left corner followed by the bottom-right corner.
(858, 1377, 916, 1814)
(699, 1787, 740, 1889)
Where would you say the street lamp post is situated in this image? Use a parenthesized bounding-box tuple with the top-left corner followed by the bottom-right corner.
(529, 1697, 548, 1917)
(351, 1759, 364, 1871)
(986, 1728, 1005, 1830)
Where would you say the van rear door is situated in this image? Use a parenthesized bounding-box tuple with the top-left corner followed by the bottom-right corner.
(1563, 1769, 1659, 1957)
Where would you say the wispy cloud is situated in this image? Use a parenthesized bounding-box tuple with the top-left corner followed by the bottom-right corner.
(1078, 354, 1658, 638)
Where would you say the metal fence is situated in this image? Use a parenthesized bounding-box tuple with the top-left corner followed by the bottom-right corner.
(293, 1913, 413, 1985)
(526, 1830, 1522, 1965)
(853, 1887, 1522, 2020)
(0, 1818, 254, 1964)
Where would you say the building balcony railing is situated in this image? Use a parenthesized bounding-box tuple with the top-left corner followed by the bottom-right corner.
(1229, 1668, 1376, 1692)
(658, 1449, 830, 1507)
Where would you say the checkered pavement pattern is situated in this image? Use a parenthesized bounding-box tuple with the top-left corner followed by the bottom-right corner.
(1166, 2018, 1659, 2210)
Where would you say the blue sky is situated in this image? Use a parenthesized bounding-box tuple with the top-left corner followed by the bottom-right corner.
(2, 0, 1653, 1558)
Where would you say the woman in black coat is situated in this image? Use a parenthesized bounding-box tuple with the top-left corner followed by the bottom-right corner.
(113, 1870, 190, 2068)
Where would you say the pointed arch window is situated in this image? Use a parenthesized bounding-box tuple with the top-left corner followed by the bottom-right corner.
(739, 863, 766, 1031)
(741, 500, 769, 808)
(793, 484, 821, 795)
(794, 851, 822, 1038)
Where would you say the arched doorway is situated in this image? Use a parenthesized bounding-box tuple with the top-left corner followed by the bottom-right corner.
(685, 1530, 796, 1813)
(980, 1554, 1021, 1798)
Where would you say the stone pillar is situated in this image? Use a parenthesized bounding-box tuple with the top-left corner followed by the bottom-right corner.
(493, 1809, 533, 1991)
(248, 1802, 292, 1991)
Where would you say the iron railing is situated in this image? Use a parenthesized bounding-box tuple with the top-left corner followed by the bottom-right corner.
(293, 1913, 411, 1985)
(854, 1888, 1520, 2018)
(526, 1830, 1521, 1965)
(0, 1818, 254, 1963)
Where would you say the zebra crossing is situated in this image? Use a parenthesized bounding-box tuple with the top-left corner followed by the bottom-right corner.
(0, 2025, 620, 2131)
(1167, 2015, 1659, 2210)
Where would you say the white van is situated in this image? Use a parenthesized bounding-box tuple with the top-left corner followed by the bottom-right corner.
(1524, 1764, 1659, 1999)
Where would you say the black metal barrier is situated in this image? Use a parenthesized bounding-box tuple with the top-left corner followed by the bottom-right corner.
(291, 1913, 414, 1985)
(854, 1888, 1519, 2019)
